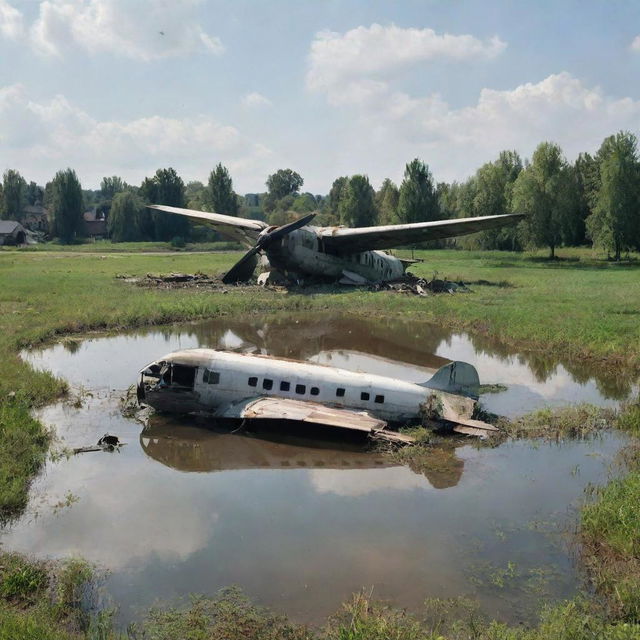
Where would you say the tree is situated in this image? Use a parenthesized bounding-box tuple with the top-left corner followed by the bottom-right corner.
(207, 163, 239, 215)
(1, 169, 27, 219)
(264, 169, 303, 212)
(328, 176, 349, 215)
(100, 176, 126, 200)
(140, 168, 189, 241)
(291, 193, 317, 213)
(396, 159, 439, 224)
(108, 191, 145, 242)
(586, 131, 640, 259)
(26, 181, 44, 206)
(470, 151, 523, 250)
(375, 178, 399, 225)
(511, 142, 577, 258)
(50, 169, 84, 243)
(338, 175, 376, 227)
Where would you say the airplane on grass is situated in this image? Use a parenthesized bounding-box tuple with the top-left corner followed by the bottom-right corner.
(148, 204, 524, 285)
(137, 348, 500, 442)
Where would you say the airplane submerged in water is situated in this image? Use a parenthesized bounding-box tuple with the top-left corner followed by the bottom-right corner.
(148, 205, 524, 284)
(137, 348, 499, 441)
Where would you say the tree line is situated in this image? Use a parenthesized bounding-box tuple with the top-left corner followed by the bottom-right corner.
(1, 130, 639, 258)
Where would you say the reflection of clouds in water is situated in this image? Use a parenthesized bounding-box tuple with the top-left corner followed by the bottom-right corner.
(219, 330, 244, 349)
(4, 465, 217, 570)
(309, 467, 431, 497)
(434, 334, 617, 415)
(310, 350, 435, 382)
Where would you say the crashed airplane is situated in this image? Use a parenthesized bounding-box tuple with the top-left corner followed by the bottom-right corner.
(137, 349, 499, 442)
(148, 205, 524, 284)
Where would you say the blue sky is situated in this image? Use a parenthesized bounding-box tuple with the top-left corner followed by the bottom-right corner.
(1, 0, 640, 193)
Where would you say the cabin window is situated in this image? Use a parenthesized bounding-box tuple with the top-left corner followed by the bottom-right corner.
(280, 381, 290, 391)
(172, 364, 196, 388)
(203, 369, 220, 384)
(336, 388, 345, 397)
(263, 378, 273, 390)
(248, 377, 258, 387)
(296, 384, 306, 395)
(310, 386, 319, 396)
(361, 392, 370, 401)
(375, 395, 384, 404)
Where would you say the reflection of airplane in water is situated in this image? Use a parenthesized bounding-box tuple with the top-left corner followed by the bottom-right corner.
(140, 421, 464, 489)
(174, 314, 453, 371)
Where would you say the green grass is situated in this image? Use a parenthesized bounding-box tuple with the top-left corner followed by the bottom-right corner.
(5, 240, 242, 253)
(0, 245, 640, 638)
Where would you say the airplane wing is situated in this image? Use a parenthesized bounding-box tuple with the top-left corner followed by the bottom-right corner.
(147, 205, 269, 248)
(221, 396, 387, 433)
(320, 213, 525, 254)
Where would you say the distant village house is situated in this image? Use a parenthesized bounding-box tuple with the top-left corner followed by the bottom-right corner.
(0, 220, 27, 245)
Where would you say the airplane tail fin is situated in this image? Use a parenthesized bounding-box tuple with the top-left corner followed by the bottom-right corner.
(420, 361, 480, 399)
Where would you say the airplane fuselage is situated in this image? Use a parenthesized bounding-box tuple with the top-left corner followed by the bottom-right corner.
(264, 226, 405, 283)
(138, 348, 479, 428)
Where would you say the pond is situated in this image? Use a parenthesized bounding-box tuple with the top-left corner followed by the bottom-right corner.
(6, 313, 632, 627)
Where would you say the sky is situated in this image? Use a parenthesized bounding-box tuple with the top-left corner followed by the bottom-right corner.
(1, 0, 640, 193)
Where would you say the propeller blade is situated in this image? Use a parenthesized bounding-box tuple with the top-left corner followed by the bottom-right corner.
(222, 247, 260, 284)
(222, 213, 315, 284)
(262, 212, 316, 245)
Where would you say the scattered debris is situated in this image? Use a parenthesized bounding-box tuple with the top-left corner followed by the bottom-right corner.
(371, 274, 472, 296)
(73, 433, 124, 454)
(120, 271, 473, 296)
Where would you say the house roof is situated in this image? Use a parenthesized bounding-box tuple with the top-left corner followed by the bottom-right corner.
(0, 220, 24, 235)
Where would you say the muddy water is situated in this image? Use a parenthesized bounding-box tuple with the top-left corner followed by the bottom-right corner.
(7, 313, 632, 626)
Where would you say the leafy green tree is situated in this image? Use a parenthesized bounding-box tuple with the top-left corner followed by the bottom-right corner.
(264, 169, 303, 212)
(375, 178, 399, 225)
(338, 175, 376, 227)
(50, 169, 84, 243)
(396, 159, 439, 224)
(586, 131, 640, 259)
(328, 176, 348, 215)
(1, 169, 27, 219)
(26, 181, 44, 206)
(140, 168, 189, 241)
(108, 191, 145, 242)
(100, 176, 126, 200)
(185, 181, 207, 210)
(470, 151, 523, 249)
(511, 142, 577, 258)
(572, 152, 599, 245)
(207, 164, 239, 215)
(291, 193, 317, 213)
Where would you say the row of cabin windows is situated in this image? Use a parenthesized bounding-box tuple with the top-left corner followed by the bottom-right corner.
(247, 376, 384, 404)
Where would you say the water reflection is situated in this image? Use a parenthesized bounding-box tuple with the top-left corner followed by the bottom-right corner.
(23, 312, 635, 417)
(10, 312, 635, 627)
(140, 419, 465, 489)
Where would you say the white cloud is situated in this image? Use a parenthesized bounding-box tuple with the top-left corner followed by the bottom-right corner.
(0, 0, 23, 40)
(309, 67, 640, 185)
(307, 23, 506, 104)
(631, 35, 640, 52)
(242, 91, 272, 109)
(0, 84, 273, 189)
(29, 0, 223, 60)
(309, 467, 431, 497)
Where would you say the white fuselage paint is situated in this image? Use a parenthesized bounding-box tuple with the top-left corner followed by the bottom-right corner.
(141, 348, 433, 424)
(264, 227, 405, 282)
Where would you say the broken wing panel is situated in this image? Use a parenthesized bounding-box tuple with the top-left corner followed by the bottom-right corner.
(147, 205, 269, 248)
(222, 397, 387, 433)
(320, 214, 525, 253)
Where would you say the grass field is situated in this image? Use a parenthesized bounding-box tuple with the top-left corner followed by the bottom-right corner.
(0, 244, 639, 638)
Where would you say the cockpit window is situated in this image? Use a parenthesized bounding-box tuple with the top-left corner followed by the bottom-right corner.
(171, 364, 196, 388)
